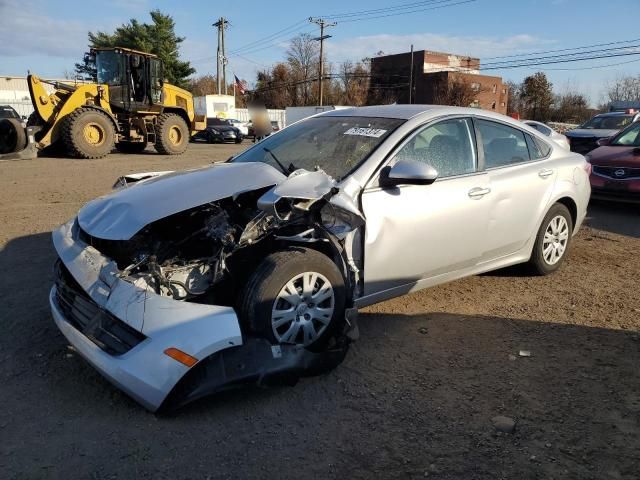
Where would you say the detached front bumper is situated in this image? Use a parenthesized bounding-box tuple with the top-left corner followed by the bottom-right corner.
(50, 219, 243, 412)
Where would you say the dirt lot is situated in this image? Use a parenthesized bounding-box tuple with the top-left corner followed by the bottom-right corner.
(1, 143, 639, 479)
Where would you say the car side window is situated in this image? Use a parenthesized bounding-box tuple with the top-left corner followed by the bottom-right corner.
(525, 133, 551, 159)
(393, 118, 477, 178)
(477, 119, 531, 168)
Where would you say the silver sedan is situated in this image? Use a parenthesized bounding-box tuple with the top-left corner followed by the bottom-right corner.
(50, 105, 591, 410)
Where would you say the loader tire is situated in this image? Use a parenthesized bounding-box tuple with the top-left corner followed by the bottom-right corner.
(0, 118, 27, 154)
(27, 112, 43, 127)
(115, 141, 147, 154)
(154, 113, 189, 155)
(62, 108, 115, 159)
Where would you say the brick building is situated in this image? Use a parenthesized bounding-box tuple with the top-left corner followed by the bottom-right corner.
(369, 50, 508, 114)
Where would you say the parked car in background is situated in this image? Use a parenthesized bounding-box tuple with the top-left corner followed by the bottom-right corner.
(586, 120, 640, 202)
(226, 118, 249, 136)
(271, 120, 281, 132)
(565, 111, 640, 155)
(0, 105, 26, 127)
(191, 118, 244, 144)
(523, 120, 570, 149)
(50, 105, 590, 411)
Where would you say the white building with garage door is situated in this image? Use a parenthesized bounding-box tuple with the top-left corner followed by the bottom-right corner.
(0, 76, 88, 118)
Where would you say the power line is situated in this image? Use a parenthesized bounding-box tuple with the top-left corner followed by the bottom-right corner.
(481, 37, 640, 61)
(330, 0, 478, 23)
(229, 18, 310, 55)
(323, 0, 459, 19)
(479, 44, 640, 69)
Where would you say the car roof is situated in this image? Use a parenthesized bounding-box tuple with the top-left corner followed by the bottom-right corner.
(594, 112, 633, 117)
(320, 104, 525, 125)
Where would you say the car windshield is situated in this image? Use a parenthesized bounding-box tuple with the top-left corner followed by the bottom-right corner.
(610, 122, 640, 146)
(0, 107, 19, 119)
(231, 116, 404, 180)
(581, 115, 633, 130)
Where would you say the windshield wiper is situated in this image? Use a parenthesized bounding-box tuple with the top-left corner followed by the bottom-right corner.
(263, 147, 288, 176)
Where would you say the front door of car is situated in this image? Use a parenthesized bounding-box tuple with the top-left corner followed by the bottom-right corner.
(360, 117, 491, 298)
(474, 119, 558, 262)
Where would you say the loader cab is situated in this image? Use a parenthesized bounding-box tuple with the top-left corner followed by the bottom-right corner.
(94, 48, 163, 110)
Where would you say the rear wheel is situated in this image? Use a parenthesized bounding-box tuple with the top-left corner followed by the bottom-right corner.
(62, 108, 115, 159)
(528, 203, 573, 275)
(240, 248, 345, 350)
(115, 141, 147, 154)
(154, 113, 189, 155)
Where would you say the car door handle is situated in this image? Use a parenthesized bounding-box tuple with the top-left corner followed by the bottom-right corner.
(538, 168, 554, 179)
(468, 187, 491, 199)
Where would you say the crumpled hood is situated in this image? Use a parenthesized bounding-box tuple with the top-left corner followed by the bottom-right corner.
(566, 128, 619, 139)
(78, 162, 286, 240)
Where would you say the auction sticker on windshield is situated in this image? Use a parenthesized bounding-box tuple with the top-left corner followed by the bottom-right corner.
(343, 127, 387, 138)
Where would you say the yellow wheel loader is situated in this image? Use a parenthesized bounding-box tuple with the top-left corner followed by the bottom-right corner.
(1, 47, 205, 160)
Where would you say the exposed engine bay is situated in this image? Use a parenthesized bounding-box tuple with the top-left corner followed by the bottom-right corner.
(81, 167, 363, 314)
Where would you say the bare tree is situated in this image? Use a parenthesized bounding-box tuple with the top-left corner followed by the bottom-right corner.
(505, 80, 523, 116)
(286, 33, 319, 105)
(605, 75, 640, 104)
(188, 74, 217, 96)
(551, 92, 592, 123)
(433, 77, 477, 107)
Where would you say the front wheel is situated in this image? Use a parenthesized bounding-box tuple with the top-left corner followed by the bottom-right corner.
(528, 203, 573, 275)
(239, 248, 345, 349)
(61, 108, 115, 159)
(154, 113, 189, 155)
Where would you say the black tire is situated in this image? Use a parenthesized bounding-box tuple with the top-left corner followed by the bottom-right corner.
(26, 112, 42, 127)
(62, 108, 115, 159)
(528, 203, 573, 276)
(239, 248, 346, 350)
(115, 141, 147, 154)
(154, 113, 189, 155)
(235, 137, 243, 144)
(0, 118, 27, 154)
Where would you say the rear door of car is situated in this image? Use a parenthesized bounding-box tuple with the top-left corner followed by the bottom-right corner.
(474, 118, 557, 262)
(360, 117, 491, 298)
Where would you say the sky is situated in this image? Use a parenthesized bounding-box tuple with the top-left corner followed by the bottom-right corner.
(1, 0, 639, 106)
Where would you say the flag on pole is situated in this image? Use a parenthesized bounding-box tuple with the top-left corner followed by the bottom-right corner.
(234, 75, 246, 95)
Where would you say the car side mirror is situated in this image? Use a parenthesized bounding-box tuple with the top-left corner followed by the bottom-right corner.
(380, 159, 438, 187)
(596, 137, 610, 147)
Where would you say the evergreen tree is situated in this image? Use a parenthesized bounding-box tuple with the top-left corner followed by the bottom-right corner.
(74, 10, 194, 88)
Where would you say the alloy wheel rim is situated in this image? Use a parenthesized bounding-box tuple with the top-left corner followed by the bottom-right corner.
(271, 272, 335, 346)
(82, 122, 105, 146)
(542, 215, 569, 265)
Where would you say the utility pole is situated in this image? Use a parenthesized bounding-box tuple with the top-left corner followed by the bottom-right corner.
(409, 44, 414, 104)
(309, 17, 336, 106)
(213, 17, 229, 95)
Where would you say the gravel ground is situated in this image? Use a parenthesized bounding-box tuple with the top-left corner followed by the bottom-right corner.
(1, 143, 639, 479)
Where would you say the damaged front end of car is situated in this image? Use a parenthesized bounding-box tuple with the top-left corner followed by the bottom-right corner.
(50, 162, 363, 411)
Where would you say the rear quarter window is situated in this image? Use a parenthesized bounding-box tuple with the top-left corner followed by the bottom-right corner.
(525, 134, 551, 159)
(477, 119, 531, 168)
